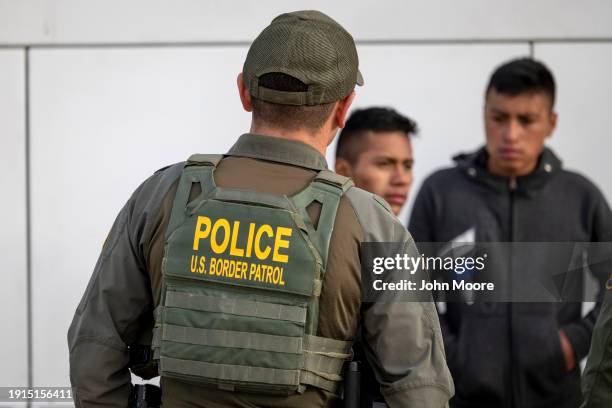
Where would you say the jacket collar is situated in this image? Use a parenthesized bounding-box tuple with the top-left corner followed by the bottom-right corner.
(453, 146, 562, 195)
(226, 133, 328, 171)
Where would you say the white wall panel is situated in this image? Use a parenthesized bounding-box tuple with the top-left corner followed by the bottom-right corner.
(325, 44, 530, 222)
(30, 46, 250, 386)
(535, 43, 612, 205)
(0, 49, 27, 386)
(25, 41, 612, 388)
(1, 0, 612, 45)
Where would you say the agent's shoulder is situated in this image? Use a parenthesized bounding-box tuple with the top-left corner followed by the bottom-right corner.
(130, 161, 185, 205)
(344, 186, 407, 242)
(152, 161, 184, 178)
(345, 186, 393, 213)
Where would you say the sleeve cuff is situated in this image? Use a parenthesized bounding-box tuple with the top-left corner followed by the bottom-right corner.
(383, 384, 452, 408)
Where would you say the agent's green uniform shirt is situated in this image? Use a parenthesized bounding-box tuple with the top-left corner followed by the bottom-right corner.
(68, 133, 453, 407)
(582, 282, 612, 408)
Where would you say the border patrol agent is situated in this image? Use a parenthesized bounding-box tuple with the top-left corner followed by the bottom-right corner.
(582, 277, 612, 407)
(68, 10, 453, 407)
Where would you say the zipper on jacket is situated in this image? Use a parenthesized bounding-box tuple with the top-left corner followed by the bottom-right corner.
(508, 177, 517, 407)
(509, 178, 517, 192)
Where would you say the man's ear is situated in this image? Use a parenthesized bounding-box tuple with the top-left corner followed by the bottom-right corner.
(547, 111, 558, 139)
(237, 73, 252, 112)
(334, 157, 353, 177)
(335, 91, 356, 128)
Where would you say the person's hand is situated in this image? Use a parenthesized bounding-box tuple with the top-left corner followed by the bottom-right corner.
(558, 329, 576, 372)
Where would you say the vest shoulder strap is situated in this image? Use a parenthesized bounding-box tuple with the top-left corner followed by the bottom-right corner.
(186, 154, 224, 167)
(313, 169, 353, 193)
(166, 155, 222, 238)
(290, 170, 353, 267)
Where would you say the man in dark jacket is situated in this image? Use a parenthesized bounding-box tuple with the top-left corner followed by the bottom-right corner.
(409, 58, 612, 408)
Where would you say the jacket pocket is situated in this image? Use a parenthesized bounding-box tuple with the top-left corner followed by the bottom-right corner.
(452, 308, 510, 404)
(514, 304, 569, 401)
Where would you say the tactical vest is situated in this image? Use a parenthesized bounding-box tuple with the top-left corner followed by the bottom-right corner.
(152, 154, 354, 395)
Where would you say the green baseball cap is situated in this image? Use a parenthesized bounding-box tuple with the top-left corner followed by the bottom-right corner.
(243, 10, 364, 106)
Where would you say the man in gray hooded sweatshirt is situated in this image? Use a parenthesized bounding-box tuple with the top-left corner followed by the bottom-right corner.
(409, 58, 612, 408)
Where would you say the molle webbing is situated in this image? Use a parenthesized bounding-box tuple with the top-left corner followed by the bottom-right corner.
(160, 325, 303, 354)
(155, 154, 353, 394)
(165, 290, 307, 324)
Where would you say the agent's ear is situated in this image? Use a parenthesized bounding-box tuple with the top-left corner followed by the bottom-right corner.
(334, 157, 353, 177)
(237, 73, 252, 112)
(335, 91, 356, 128)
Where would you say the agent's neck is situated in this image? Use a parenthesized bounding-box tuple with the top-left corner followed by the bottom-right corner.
(250, 123, 332, 156)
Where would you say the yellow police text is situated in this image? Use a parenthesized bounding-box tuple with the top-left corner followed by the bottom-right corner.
(192, 216, 292, 263)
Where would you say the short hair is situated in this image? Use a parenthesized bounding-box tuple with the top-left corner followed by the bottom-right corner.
(250, 73, 335, 132)
(335, 107, 418, 164)
(486, 58, 556, 109)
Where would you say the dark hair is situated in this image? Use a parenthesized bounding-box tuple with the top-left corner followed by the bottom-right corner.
(335, 107, 418, 163)
(251, 73, 335, 132)
(486, 58, 556, 108)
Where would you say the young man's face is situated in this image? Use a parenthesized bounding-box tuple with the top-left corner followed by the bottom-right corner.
(484, 89, 557, 177)
(336, 131, 413, 215)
